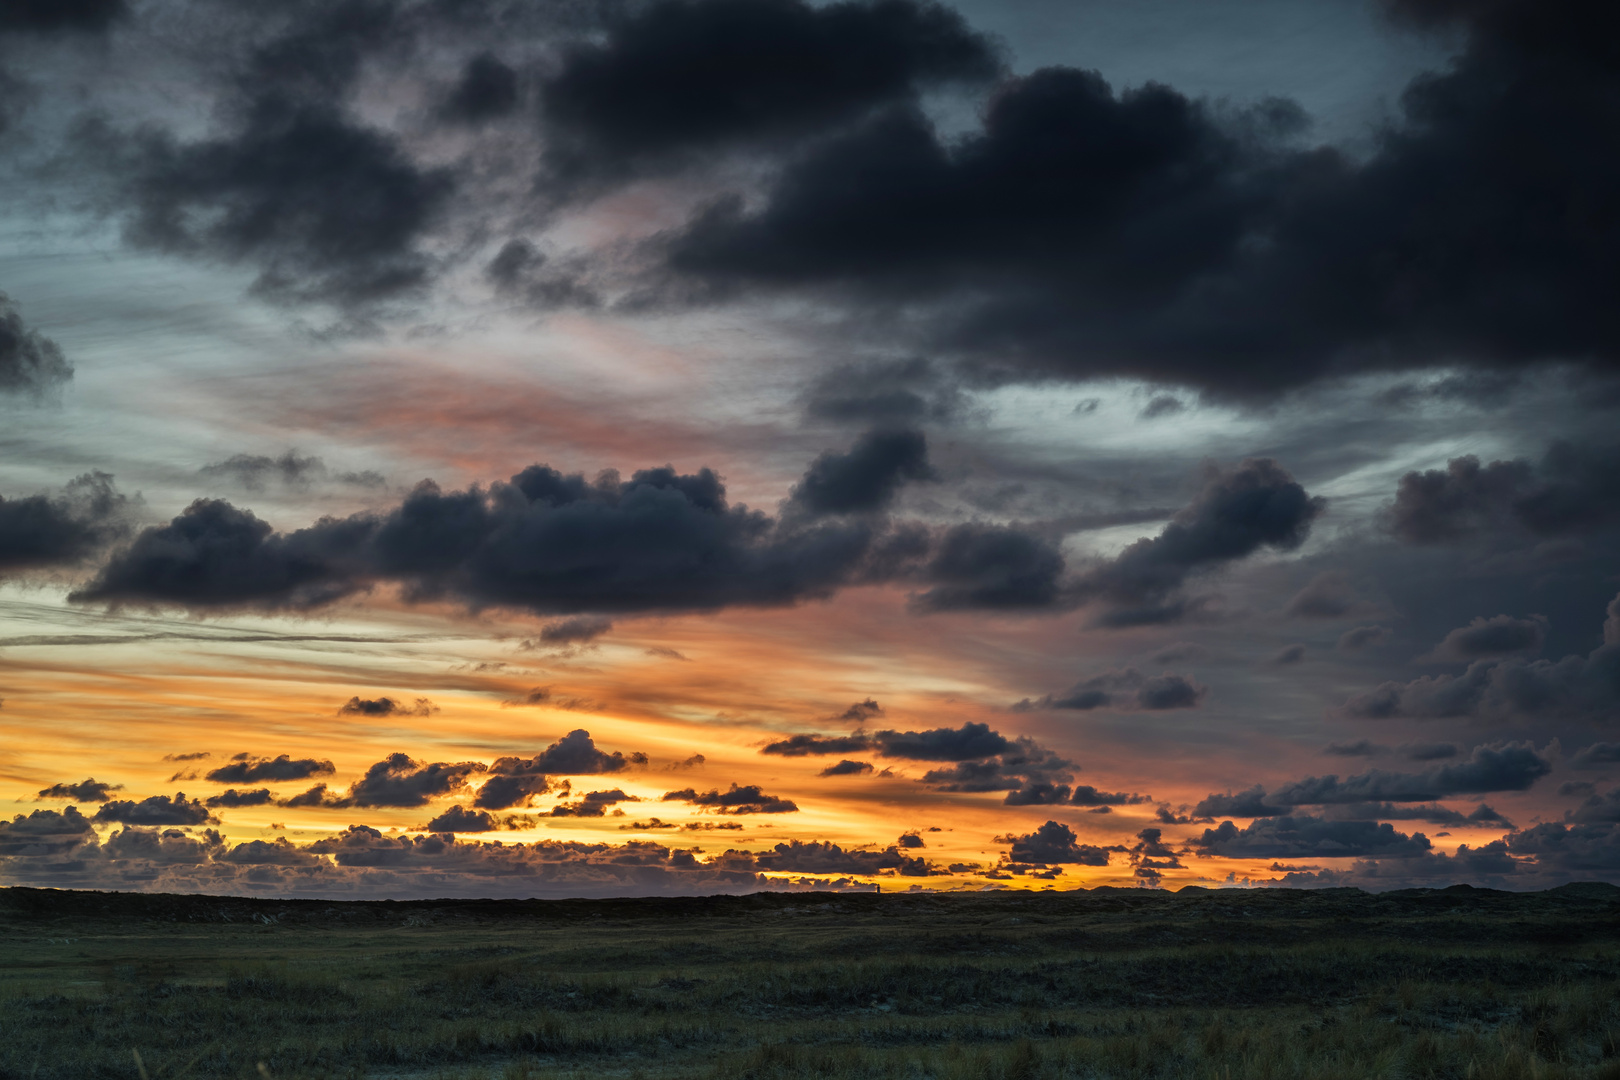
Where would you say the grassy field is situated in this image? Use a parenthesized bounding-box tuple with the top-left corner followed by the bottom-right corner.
(2, 883, 1618, 1080)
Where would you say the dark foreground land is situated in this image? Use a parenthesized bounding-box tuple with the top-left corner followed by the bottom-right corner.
(3, 885, 1620, 1080)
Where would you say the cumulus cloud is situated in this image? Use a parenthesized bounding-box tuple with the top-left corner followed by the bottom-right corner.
(1193, 816, 1433, 859)
(789, 429, 937, 515)
(205, 754, 335, 784)
(344, 754, 486, 808)
(819, 759, 873, 777)
(204, 788, 274, 808)
(1195, 743, 1552, 819)
(537, 615, 614, 644)
(661, 784, 799, 814)
(93, 793, 215, 826)
(1391, 445, 1620, 546)
(550, 789, 638, 817)
(1039, 668, 1207, 711)
(997, 821, 1113, 865)
(0, 472, 130, 577)
(337, 696, 438, 717)
(0, 292, 74, 397)
(749, 838, 943, 877)
(200, 451, 383, 492)
(535, 0, 1000, 199)
(1286, 571, 1359, 619)
(1422, 614, 1547, 662)
(36, 778, 121, 802)
(1338, 596, 1620, 724)
(425, 805, 497, 832)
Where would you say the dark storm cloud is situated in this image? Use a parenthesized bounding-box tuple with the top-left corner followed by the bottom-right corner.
(205, 754, 335, 784)
(1070, 459, 1323, 623)
(36, 778, 121, 802)
(661, 783, 798, 813)
(0, 473, 129, 576)
(659, 0, 1620, 394)
(204, 788, 274, 808)
(788, 429, 937, 515)
(1568, 788, 1620, 825)
(0, 0, 124, 34)
(819, 759, 873, 776)
(0, 293, 74, 397)
(907, 522, 1067, 612)
(1003, 783, 1150, 808)
(764, 721, 1071, 797)
(1039, 668, 1206, 711)
(1194, 816, 1432, 859)
(536, 0, 1001, 197)
(1570, 743, 1620, 769)
(1196, 743, 1551, 818)
(72, 451, 1317, 624)
(1391, 445, 1620, 546)
(804, 358, 968, 424)
(93, 793, 215, 826)
(440, 52, 521, 125)
(338, 696, 437, 717)
(1338, 594, 1620, 724)
(1339, 625, 1391, 652)
(1401, 742, 1459, 761)
(1285, 571, 1359, 619)
(1505, 821, 1620, 875)
(72, 463, 878, 615)
(550, 788, 638, 817)
(1267, 643, 1306, 666)
(537, 615, 614, 644)
(344, 754, 486, 808)
(279, 783, 343, 808)
(91, 99, 454, 306)
(999, 821, 1113, 865)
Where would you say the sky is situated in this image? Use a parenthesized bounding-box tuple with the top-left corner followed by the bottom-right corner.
(1, 0, 1618, 899)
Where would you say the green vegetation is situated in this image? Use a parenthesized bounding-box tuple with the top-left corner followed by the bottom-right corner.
(2, 884, 1618, 1079)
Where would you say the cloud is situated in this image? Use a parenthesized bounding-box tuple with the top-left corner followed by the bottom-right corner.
(804, 357, 967, 424)
(205, 754, 336, 783)
(661, 784, 799, 814)
(1196, 743, 1551, 818)
(839, 698, 884, 722)
(1391, 445, 1620, 546)
(1267, 643, 1307, 666)
(1042, 668, 1207, 711)
(550, 789, 638, 817)
(749, 838, 943, 877)
(1338, 625, 1391, 652)
(0, 0, 125, 34)
(338, 696, 438, 717)
(1400, 742, 1459, 761)
(279, 783, 343, 808)
(761, 733, 872, 757)
(200, 452, 383, 492)
(536, 0, 1000, 198)
(0, 814, 820, 898)
(36, 778, 121, 802)
(71, 462, 878, 615)
(1193, 816, 1433, 859)
(85, 20, 455, 308)
(1423, 614, 1547, 662)
(0, 293, 74, 397)
(204, 788, 274, 809)
(537, 616, 614, 644)
(1338, 595, 1620, 724)
(440, 52, 521, 126)
(1323, 740, 1385, 758)
(998, 821, 1113, 865)
(789, 429, 937, 515)
(497, 729, 646, 777)
(906, 522, 1067, 612)
(656, 0, 1620, 396)
(344, 754, 486, 808)
(1571, 742, 1620, 769)
(471, 770, 552, 811)
(1286, 571, 1359, 619)
(765, 721, 1073, 797)
(424, 805, 497, 832)
(819, 759, 873, 777)
(93, 793, 215, 826)
(0, 472, 130, 577)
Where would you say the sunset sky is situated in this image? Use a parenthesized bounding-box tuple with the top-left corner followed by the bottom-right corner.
(2, 0, 1618, 898)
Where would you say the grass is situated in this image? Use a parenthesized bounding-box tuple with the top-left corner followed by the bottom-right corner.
(1, 884, 1618, 1079)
